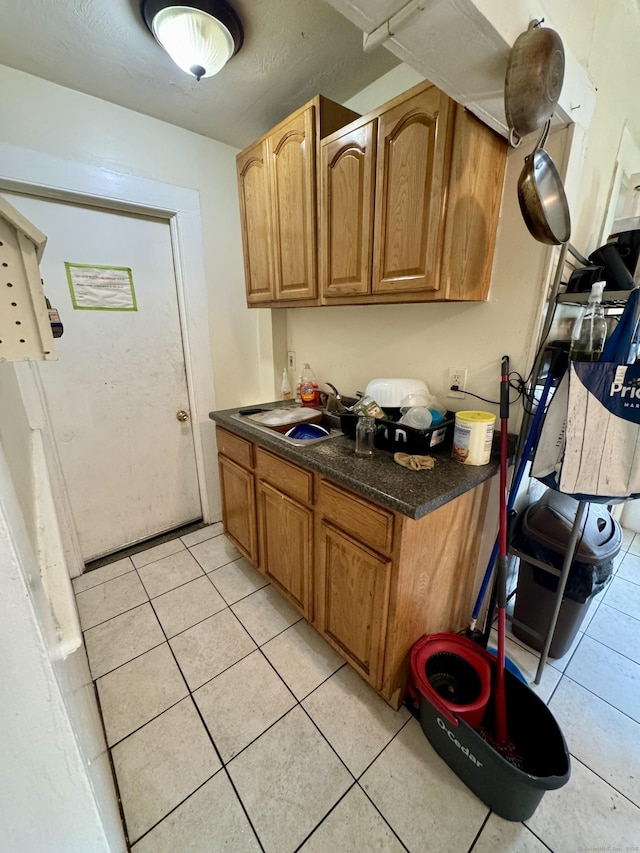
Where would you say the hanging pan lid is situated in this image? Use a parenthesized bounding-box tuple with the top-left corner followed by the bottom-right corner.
(504, 19, 565, 148)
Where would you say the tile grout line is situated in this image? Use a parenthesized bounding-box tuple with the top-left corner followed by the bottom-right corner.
(464, 809, 491, 852)
(565, 753, 640, 815)
(127, 767, 233, 851)
(104, 692, 190, 752)
(90, 680, 133, 852)
(72, 562, 136, 594)
(163, 621, 267, 851)
(570, 631, 640, 673)
(523, 823, 557, 852)
(82, 521, 211, 571)
(561, 673, 640, 729)
(137, 592, 267, 852)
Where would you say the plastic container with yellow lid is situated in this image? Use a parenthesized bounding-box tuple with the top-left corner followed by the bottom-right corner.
(452, 410, 496, 465)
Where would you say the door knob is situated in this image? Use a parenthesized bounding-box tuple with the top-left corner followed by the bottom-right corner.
(176, 410, 190, 422)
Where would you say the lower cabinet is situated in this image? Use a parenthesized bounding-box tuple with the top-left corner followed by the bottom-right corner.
(257, 480, 312, 618)
(218, 453, 257, 564)
(216, 426, 492, 709)
(315, 521, 391, 690)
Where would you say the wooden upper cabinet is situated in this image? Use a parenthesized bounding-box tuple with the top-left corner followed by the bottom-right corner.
(268, 107, 317, 302)
(319, 80, 507, 304)
(237, 82, 507, 307)
(236, 96, 359, 308)
(440, 103, 507, 301)
(320, 120, 377, 299)
(372, 84, 452, 297)
(236, 140, 275, 304)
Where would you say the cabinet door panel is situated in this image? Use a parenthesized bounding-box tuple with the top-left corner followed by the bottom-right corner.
(316, 522, 390, 688)
(440, 105, 507, 301)
(373, 86, 452, 295)
(218, 455, 257, 564)
(258, 481, 311, 617)
(236, 140, 275, 304)
(320, 120, 376, 298)
(269, 107, 317, 301)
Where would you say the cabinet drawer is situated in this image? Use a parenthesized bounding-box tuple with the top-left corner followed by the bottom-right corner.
(256, 448, 314, 504)
(217, 427, 254, 469)
(318, 480, 394, 555)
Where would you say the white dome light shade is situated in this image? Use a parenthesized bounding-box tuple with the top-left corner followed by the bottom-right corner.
(152, 6, 235, 79)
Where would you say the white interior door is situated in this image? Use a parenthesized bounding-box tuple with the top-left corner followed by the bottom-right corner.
(6, 192, 202, 561)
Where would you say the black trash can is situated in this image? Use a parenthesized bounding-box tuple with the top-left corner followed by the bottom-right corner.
(512, 491, 622, 658)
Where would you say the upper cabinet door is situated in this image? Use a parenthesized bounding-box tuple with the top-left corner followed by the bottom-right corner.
(320, 119, 377, 299)
(268, 106, 318, 302)
(440, 104, 507, 302)
(372, 85, 452, 296)
(236, 140, 275, 305)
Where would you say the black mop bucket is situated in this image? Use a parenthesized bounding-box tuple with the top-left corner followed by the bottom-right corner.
(411, 633, 570, 821)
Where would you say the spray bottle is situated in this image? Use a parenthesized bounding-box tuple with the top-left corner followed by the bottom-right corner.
(569, 281, 607, 362)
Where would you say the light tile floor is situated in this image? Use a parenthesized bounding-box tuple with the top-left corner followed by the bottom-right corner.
(73, 525, 640, 852)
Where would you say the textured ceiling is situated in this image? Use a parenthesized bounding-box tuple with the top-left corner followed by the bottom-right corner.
(0, 0, 399, 149)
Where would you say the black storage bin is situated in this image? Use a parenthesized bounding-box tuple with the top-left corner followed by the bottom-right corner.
(512, 491, 622, 658)
(339, 410, 454, 455)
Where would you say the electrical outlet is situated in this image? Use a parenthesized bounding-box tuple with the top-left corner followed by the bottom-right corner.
(447, 367, 467, 398)
(287, 351, 296, 371)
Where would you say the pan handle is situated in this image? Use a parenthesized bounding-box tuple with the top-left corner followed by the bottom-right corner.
(534, 119, 551, 151)
(509, 128, 522, 148)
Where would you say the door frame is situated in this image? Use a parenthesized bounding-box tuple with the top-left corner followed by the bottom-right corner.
(0, 141, 218, 574)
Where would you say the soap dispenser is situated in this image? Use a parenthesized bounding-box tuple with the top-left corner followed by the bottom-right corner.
(299, 363, 320, 407)
(280, 368, 292, 400)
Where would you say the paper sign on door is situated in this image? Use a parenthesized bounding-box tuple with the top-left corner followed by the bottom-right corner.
(65, 263, 137, 311)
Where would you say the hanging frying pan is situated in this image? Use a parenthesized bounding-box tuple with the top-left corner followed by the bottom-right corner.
(505, 19, 565, 148)
(517, 121, 571, 245)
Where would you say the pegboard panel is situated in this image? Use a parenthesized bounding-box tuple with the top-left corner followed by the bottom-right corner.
(0, 217, 55, 362)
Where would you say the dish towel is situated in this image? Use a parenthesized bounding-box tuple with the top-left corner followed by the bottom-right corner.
(394, 452, 435, 471)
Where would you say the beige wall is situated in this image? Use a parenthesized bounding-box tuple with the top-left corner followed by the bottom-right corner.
(0, 64, 263, 410)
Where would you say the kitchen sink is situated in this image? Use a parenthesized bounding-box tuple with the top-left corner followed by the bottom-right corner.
(230, 407, 343, 447)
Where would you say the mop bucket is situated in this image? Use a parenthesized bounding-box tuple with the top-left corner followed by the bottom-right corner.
(411, 633, 570, 821)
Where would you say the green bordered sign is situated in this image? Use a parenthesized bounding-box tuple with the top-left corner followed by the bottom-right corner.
(65, 262, 138, 311)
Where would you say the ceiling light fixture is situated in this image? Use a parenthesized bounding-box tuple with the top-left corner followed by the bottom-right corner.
(140, 0, 243, 81)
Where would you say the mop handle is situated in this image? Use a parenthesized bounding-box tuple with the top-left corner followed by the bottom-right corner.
(469, 366, 555, 622)
(495, 355, 510, 743)
(499, 355, 509, 561)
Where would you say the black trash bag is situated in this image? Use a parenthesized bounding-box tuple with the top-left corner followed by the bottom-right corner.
(512, 529, 613, 604)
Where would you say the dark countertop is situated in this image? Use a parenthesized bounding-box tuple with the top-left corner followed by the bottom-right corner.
(210, 402, 505, 520)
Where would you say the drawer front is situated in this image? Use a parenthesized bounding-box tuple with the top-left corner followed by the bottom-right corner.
(217, 427, 254, 469)
(256, 448, 313, 505)
(318, 480, 394, 555)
